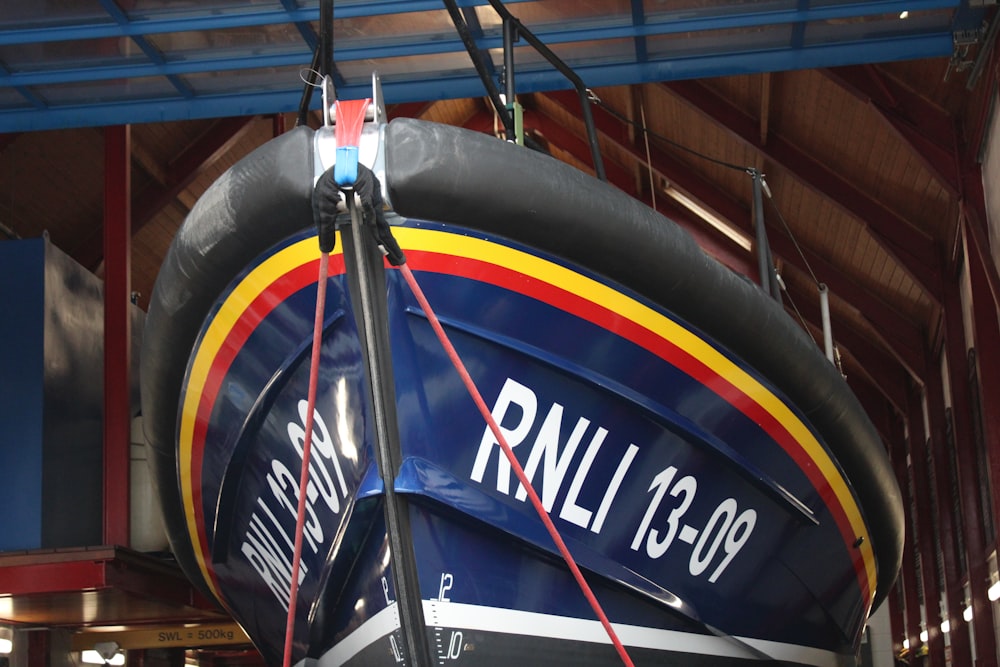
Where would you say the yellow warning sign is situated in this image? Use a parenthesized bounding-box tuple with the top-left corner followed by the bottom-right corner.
(71, 622, 250, 651)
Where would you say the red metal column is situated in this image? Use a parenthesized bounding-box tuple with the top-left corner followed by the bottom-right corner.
(904, 384, 947, 665)
(103, 125, 131, 547)
(889, 416, 925, 662)
(27, 629, 50, 665)
(887, 583, 906, 661)
(967, 221, 1000, 546)
(941, 259, 998, 666)
(924, 360, 975, 666)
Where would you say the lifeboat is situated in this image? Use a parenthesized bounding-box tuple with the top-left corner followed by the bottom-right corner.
(140, 84, 903, 666)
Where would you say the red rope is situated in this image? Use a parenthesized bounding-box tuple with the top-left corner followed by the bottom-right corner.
(398, 263, 636, 667)
(282, 252, 330, 667)
(281, 99, 368, 665)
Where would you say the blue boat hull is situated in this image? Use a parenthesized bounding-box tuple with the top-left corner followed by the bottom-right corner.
(140, 119, 903, 666)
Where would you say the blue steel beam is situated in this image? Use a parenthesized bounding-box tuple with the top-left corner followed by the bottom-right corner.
(0, 1, 531, 46)
(99, 0, 193, 99)
(630, 0, 647, 62)
(1, 27, 956, 95)
(0, 29, 955, 132)
(0, 62, 46, 110)
(0, 0, 955, 47)
(280, 0, 319, 51)
(0, 9, 956, 89)
(1, 52, 312, 87)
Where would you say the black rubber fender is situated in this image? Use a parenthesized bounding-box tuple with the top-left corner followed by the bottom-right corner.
(140, 125, 317, 600)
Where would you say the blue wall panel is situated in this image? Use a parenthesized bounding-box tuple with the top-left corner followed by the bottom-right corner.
(0, 238, 106, 551)
(0, 238, 45, 551)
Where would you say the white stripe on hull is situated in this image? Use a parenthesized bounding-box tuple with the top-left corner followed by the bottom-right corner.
(318, 600, 851, 667)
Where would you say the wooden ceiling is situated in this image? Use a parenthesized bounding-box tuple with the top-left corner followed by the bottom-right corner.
(0, 42, 997, 434)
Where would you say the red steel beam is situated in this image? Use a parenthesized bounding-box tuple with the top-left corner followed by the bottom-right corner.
(0, 132, 18, 153)
(888, 408, 928, 663)
(27, 630, 50, 665)
(848, 374, 894, 442)
(103, 125, 131, 547)
(967, 221, 1000, 556)
(0, 558, 108, 595)
(0, 548, 222, 614)
(655, 199, 757, 279)
(542, 90, 928, 381)
(847, 362, 904, 427)
(941, 261, 998, 665)
(660, 79, 942, 302)
(961, 164, 1000, 312)
(904, 383, 947, 665)
(521, 106, 614, 187)
(76, 116, 256, 270)
(886, 584, 905, 660)
(133, 115, 256, 229)
(822, 65, 961, 196)
(924, 350, 975, 666)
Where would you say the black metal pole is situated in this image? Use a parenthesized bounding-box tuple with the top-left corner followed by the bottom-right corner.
(295, 45, 322, 127)
(751, 169, 779, 301)
(319, 0, 332, 78)
(577, 86, 606, 182)
(443, 0, 515, 141)
(503, 17, 516, 104)
(486, 1, 606, 181)
(344, 200, 433, 667)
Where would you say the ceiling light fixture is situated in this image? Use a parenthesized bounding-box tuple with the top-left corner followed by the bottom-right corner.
(663, 186, 753, 251)
(989, 580, 1000, 601)
(82, 641, 125, 666)
(0, 627, 11, 655)
(81, 650, 125, 665)
(899, 10, 909, 19)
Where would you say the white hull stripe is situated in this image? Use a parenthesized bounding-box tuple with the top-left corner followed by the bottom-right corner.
(319, 601, 848, 667)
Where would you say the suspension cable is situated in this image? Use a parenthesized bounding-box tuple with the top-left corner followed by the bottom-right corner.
(282, 252, 330, 667)
(781, 281, 821, 349)
(397, 262, 636, 667)
(766, 193, 821, 288)
(594, 96, 749, 173)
